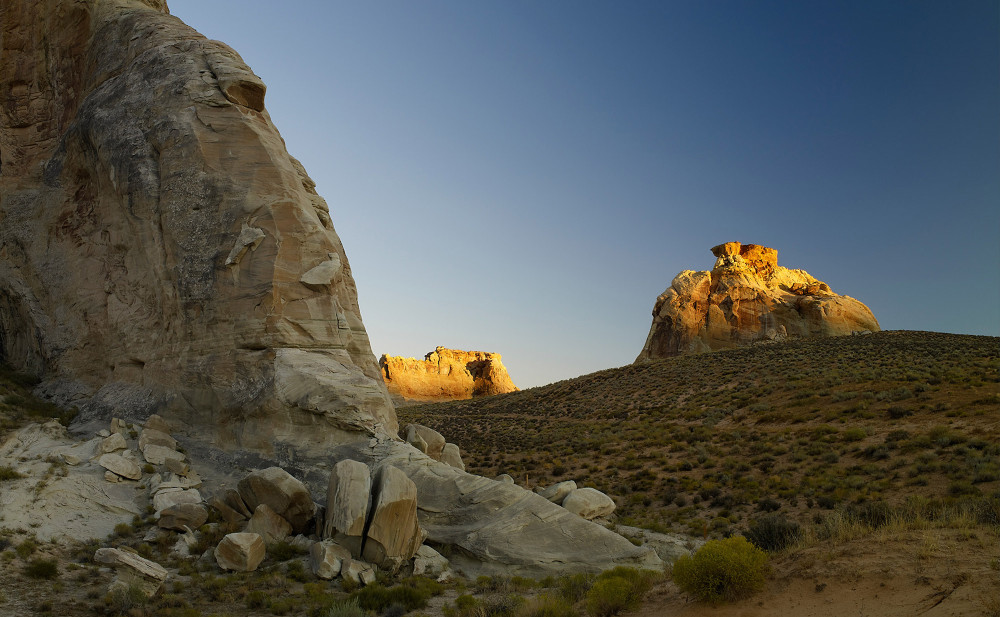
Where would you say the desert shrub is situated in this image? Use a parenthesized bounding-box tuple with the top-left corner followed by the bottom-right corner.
(113, 522, 133, 538)
(518, 593, 578, 617)
(584, 567, 658, 617)
(353, 583, 431, 612)
(672, 536, 769, 604)
(756, 497, 780, 512)
(285, 559, 311, 582)
(269, 540, 306, 561)
(108, 583, 148, 615)
(382, 603, 407, 617)
(557, 572, 596, 602)
(0, 466, 23, 481)
(247, 590, 268, 609)
(24, 558, 58, 579)
(326, 598, 367, 617)
(16, 538, 38, 559)
(745, 514, 801, 552)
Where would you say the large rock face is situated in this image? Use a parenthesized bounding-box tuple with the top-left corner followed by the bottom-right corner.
(636, 242, 880, 361)
(380, 347, 518, 402)
(0, 0, 396, 457)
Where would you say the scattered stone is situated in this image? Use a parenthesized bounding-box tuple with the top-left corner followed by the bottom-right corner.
(210, 496, 247, 525)
(98, 453, 141, 480)
(238, 467, 316, 533)
(144, 414, 172, 434)
(62, 452, 81, 466)
(310, 541, 351, 579)
(153, 488, 202, 513)
(341, 558, 376, 586)
(562, 488, 616, 520)
(99, 432, 128, 454)
(404, 424, 446, 459)
(246, 503, 293, 544)
(97, 429, 111, 438)
(165, 457, 190, 476)
(440, 443, 464, 470)
(537, 480, 576, 504)
(362, 465, 422, 571)
(105, 471, 121, 483)
(172, 529, 198, 559)
(214, 533, 266, 572)
(94, 547, 168, 598)
(142, 444, 185, 466)
(324, 459, 371, 556)
(158, 503, 209, 531)
(290, 535, 314, 552)
(413, 545, 449, 577)
(110, 418, 128, 435)
(138, 428, 178, 452)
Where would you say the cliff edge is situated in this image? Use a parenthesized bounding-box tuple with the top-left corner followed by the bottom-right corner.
(380, 347, 518, 402)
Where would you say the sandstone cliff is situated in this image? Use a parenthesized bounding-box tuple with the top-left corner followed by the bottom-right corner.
(636, 242, 880, 361)
(380, 347, 518, 402)
(0, 0, 396, 458)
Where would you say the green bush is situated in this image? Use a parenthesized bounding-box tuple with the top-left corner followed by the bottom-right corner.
(745, 514, 801, 552)
(557, 572, 596, 603)
(584, 567, 658, 617)
(0, 466, 23, 481)
(108, 583, 148, 615)
(352, 583, 431, 612)
(24, 558, 58, 579)
(672, 536, 769, 604)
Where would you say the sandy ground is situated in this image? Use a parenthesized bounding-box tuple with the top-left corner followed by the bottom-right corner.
(637, 527, 1000, 617)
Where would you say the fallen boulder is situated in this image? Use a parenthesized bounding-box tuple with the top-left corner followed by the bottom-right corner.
(537, 480, 576, 504)
(246, 503, 293, 544)
(440, 443, 465, 470)
(362, 464, 422, 571)
(310, 541, 352, 579)
(238, 467, 316, 533)
(98, 453, 141, 481)
(158, 503, 209, 531)
(324, 459, 371, 556)
(404, 424, 446, 460)
(562, 488, 616, 520)
(215, 533, 266, 572)
(94, 547, 168, 598)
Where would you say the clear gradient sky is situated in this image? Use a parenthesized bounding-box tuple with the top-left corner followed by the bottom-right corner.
(169, 1, 1000, 388)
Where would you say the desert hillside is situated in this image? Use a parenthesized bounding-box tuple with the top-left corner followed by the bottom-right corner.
(401, 331, 999, 535)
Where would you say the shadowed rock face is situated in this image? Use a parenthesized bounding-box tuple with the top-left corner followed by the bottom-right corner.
(0, 0, 396, 458)
(380, 347, 518, 402)
(636, 242, 880, 361)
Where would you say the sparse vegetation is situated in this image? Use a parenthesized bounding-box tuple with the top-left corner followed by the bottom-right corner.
(23, 558, 58, 579)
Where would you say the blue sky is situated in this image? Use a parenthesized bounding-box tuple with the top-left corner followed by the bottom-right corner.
(170, 1, 999, 388)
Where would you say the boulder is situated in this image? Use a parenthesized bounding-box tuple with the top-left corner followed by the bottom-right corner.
(210, 496, 246, 525)
(310, 541, 352, 579)
(165, 457, 190, 476)
(537, 480, 577, 504)
(636, 242, 880, 361)
(341, 558, 377, 586)
(440, 443, 465, 470)
(99, 432, 127, 454)
(495, 474, 515, 485)
(152, 488, 202, 513)
(246, 504, 293, 544)
(138, 429, 177, 452)
(94, 547, 168, 598)
(144, 415, 172, 434)
(332, 441, 660, 577)
(157, 503, 209, 531)
(215, 533, 266, 572)
(404, 424, 446, 460)
(362, 465, 422, 571)
(142, 444, 185, 466)
(562, 488, 616, 520)
(0, 0, 397, 466)
(324, 459, 371, 556)
(380, 348, 519, 402)
(110, 418, 128, 435)
(238, 467, 316, 533)
(413, 545, 449, 577)
(98, 453, 141, 481)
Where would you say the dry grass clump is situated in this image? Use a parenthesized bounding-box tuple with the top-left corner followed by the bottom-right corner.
(401, 331, 999, 538)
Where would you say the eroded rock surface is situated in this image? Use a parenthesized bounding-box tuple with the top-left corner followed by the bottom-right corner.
(380, 348, 518, 402)
(636, 242, 880, 360)
(0, 0, 396, 461)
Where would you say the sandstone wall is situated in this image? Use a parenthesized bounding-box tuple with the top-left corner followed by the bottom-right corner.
(0, 0, 396, 460)
(636, 242, 880, 361)
(380, 347, 518, 402)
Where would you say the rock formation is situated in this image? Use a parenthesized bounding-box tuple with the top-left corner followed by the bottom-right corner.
(0, 0, 396, 459)
(380, 347, 518, 402)
(636, 242, 880, 361)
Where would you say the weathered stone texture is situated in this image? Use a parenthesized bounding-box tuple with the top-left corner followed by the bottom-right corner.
(636, 242, 880, 361)
(380, 347, 518, 402)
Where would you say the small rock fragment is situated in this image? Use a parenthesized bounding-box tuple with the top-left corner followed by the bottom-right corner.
(310, 541, 351, 579)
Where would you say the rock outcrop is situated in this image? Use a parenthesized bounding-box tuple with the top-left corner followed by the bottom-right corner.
(380, 348, 518, 402)
(636, 242, 880, 360)
(0, 0, 396, 460)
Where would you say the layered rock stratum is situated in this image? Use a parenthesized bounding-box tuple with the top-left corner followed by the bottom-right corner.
(636, 242, 880, 361)
(380, 347, 518, 402)
(0, 0, 396, 456)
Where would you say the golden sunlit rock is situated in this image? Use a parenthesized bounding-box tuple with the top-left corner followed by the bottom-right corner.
(636, 242, 880, 361)
(380, 347, 518, 402)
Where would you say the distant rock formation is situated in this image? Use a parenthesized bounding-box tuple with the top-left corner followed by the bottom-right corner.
(636, 242, 880, 361)
(0, 0, 396, 457)
(380, 347, 518, 402)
